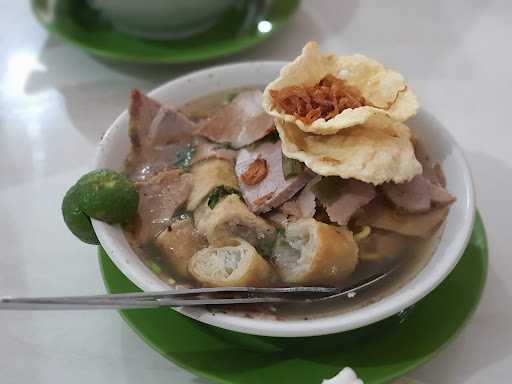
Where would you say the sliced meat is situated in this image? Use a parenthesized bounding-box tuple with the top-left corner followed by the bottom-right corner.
(279, 200, 303, 218)
(382, 175, 431, 213)
(125, 156, 168, 183)
(129, 89, 161, 150)
(429, 181, 456, 205)
(134, 169, 192, 244)
(196, 90, 275, 148)
(145, 106, 196, 148)
(356, 199, 449, 238)
(235, 140, 315, 213)
(434, 164, 447, 187)
(129, 89, 197, 154)
(279, 177, 319, 219)
(414, 140, 438, 185)
(414, 140, 450, 187)
(383, 140, 455, 212)
(190, 141, 237, 166)
(127, 90, 199, 181)
(382, 174, 455, 213)
(314, 178, 376, 226)
(294, 178, 318, 217)
(279, 199, 304, 218)
(126, 142, 193, 182)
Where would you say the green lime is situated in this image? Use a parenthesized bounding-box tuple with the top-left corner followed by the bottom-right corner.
(76, 169, 139, 224)
(62, 185, 99, 245)
(61, 169, 139, 245)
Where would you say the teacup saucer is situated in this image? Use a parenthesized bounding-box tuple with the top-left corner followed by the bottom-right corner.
(31, 0, 300, 63)
(98, 212, 488, 384)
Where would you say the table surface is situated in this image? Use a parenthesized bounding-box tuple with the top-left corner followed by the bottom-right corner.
(1, 1, 511, 383)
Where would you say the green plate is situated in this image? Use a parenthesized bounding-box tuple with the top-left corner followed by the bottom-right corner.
(99, 212, 488, 384)
(31, 0, 300, 63)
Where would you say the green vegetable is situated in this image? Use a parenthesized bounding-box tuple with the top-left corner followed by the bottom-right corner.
(174, 144, 197, 170)
(207, 185, 241, 209)
(148, 261, 162, 274)
(266, 130, 280, 143)
(311, 176, 343, 203)
(216, 142, 234, 150)
(244, 142, 259, 151)
(255, 242, 275, 258)
(276, 226, 286, 237)
(223, 92, 238, 105)
(61, 169, 139, 244)
(282, 154, 305, 179)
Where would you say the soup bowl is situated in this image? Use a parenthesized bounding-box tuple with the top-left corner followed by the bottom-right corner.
(92, 62, 475, 337)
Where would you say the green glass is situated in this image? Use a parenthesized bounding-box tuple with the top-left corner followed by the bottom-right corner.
(31, 0, 300, 63)
(99, 212, 488, 384)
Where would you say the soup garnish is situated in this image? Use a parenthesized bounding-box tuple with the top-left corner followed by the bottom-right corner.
(62, 169, 138, 244)
(269, 74, 367, 124)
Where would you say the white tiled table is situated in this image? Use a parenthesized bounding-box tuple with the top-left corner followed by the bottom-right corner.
(1, 1, 511, 383)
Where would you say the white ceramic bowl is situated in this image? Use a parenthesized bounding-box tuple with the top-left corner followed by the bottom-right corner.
(89, 0, 236, 40)
(93, 62, 475, 337)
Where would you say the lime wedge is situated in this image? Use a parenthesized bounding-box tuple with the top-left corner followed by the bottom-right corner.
(77, 169, 139, 224)
(62, 184, 99, 244)
(62, 169, 139, 245)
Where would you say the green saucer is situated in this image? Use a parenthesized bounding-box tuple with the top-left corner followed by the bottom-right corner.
(98, 212, 487, 384)
(31, 0, 300, 63)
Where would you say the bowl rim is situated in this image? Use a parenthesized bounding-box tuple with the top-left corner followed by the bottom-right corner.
(92, 61, 475, 337)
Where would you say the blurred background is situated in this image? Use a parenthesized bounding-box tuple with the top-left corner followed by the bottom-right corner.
(0, 1, 511, 383)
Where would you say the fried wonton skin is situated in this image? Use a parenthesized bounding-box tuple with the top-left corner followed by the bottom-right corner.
(276, 112, 422, 185)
